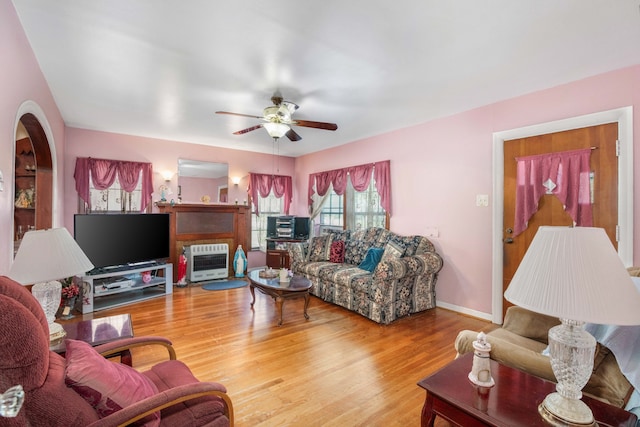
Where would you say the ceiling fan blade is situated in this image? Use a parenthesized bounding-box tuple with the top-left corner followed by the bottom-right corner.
(216, 111, 263, 120)
(233, 124, 263, 135)
(286, 128, 302, 142)
(292, 120, 338, 131)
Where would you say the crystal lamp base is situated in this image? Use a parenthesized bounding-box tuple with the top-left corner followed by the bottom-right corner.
(539, 392, 596, 426)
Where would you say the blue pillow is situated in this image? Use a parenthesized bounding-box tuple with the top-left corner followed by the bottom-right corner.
(358, 248, 384, 272)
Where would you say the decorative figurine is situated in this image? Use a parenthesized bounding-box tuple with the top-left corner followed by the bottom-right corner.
(233, 245, 247, 278)
(468, 331, 495, 387)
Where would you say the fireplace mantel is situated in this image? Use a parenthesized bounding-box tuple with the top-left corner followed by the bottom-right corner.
(156, 203, 251, 282)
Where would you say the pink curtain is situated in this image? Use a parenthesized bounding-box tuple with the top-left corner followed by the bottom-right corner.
(307, 160, 391, 214)
(74, 157, 154, 211)
(514, 148, 592, 236)
(248, 173, 293, 215)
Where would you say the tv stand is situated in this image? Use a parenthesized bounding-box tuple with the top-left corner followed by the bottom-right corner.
(80, 263, 173, 313)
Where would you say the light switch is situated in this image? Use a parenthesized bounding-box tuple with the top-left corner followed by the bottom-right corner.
(476, 194, 489, 207)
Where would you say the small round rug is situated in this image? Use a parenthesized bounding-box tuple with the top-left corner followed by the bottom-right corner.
(201, 279, 248, 291)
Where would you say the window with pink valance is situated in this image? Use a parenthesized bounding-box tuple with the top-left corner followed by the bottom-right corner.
(74, 157, 154, 212)
(514, 148, 592, 236)
(248, 173, 292, 215)
(308, 160, 391, 215)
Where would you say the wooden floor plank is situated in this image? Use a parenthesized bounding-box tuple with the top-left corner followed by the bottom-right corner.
(78, 282, 494, 426)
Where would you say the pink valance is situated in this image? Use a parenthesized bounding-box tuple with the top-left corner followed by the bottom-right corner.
(248, 173, 292, 215)
(74, 157, 154, 211)
(307, 160, 391, 215)
(514, 148, 592, 236)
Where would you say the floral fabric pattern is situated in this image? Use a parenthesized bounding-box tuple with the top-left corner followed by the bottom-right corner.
(289, 227, 443, 324)
(329, 240, 345, 263)
(307, 235, 333, 262)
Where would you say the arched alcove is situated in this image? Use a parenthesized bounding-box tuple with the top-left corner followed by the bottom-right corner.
(14, 113, 53, 241)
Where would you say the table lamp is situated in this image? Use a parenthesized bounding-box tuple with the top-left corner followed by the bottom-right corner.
(504, 226, 640, 426)
(8, 228, 94, 342)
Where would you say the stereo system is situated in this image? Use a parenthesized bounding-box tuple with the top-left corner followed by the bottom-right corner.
(267, 216, 310, 240)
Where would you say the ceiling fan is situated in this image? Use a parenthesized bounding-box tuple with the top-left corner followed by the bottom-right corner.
(216, 94, 338, 142)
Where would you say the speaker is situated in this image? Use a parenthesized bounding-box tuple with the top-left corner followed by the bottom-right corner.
(266, 216, 277, 238)
(294, 217, 310, 239)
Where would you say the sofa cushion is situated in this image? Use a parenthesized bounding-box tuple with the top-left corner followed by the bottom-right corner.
(64, 339, 160, 425)
(329, 240, 345, 263)
(307, 235, 333, 262)
(359, 248, 384, 272)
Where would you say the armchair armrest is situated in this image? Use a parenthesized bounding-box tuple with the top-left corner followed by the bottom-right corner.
(94, 336, 176, 360)
(374, 252, 443, 281)
(86, 381, 234, 427)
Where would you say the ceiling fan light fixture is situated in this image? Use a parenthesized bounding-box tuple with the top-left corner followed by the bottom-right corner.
(263, 122, 290, 139)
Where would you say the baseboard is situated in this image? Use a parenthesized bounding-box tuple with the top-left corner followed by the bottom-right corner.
(436, 301, 494, 323)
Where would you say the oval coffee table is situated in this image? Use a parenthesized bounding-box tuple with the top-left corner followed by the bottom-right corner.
(248, 269, 312, 326)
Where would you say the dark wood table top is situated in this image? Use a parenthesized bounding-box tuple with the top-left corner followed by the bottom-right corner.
(51, 313, 133, 353)
(417, 353, 637, 427)
(248, 269, 311, 293)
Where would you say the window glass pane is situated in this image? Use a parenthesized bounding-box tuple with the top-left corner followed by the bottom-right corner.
(251, 191, 283, 251)
(318, 190, 344, 233)
(88, 174, 142, 213)
(345, 171, 386, 231)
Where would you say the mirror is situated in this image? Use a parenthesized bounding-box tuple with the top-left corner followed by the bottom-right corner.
(177, 159, 229, 203)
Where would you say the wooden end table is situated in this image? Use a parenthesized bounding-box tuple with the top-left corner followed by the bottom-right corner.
(417, 353, 637, 427)
(248, 269, 311, 326)
(51, 313, 134, 365)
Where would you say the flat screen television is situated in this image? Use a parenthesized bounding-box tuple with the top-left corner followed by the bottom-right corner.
(74, 213, 170, 274)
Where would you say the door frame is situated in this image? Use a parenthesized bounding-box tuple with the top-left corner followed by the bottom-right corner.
(491, 106, 633, 324)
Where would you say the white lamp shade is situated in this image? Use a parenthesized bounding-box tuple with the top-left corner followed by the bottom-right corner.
(8, 228, 94, 284)
(504, 226, 640, 325)
(263, 122, 290, 138)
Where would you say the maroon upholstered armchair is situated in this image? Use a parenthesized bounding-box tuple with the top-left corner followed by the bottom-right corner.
(0, 275, 233, 426)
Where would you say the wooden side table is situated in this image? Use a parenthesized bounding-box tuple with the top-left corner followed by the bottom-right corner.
(51, 313, 134, 365)
(417, 353, 637, 427)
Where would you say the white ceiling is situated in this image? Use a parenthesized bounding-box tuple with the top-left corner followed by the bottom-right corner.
(11, 0, 640, 157)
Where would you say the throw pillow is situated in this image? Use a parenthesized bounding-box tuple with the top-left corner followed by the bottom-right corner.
(64, 339, 160, 426)
(329, 240, 345, 263)
(358, 247, 384, 272)
(307, 235, 333, 262)
(381, 241, 405, 261)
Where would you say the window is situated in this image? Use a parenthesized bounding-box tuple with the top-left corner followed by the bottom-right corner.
(86, 173, 144, 213)
(251, 191, 284, 251)
(317, 171, 387, 232)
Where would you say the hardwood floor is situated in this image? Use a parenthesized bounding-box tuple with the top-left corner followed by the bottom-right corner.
(83, 281, 494, 426)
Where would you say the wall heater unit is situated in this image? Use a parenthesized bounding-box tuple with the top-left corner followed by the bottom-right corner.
(185, 243, 229, 282)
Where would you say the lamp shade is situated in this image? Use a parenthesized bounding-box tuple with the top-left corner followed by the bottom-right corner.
(504, 226, 640, 325)
(263, 122, 290, 139)
(8, 228, 94, 284)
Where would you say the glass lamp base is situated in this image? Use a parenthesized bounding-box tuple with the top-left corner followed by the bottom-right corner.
(48, 321, 66, 342)
(539, 392, 596, 427)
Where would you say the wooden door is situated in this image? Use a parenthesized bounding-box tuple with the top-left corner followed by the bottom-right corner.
(502, 123, 618, 315)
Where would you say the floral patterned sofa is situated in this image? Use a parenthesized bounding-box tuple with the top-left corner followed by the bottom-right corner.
(288, 227, 443, 324)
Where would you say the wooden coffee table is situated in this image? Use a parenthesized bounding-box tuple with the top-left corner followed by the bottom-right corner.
(51, 313, 134, 365)
(417, 353, 637, 427)
(248, 269, 312, 326)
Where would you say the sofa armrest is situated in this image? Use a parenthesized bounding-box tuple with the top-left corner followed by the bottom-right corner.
(374, 252, 443, 281)
(502, 306, 560, 345)
(288, 242, 308, 270)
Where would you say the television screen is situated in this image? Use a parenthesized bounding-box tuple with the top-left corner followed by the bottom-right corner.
(74, 213, 170, 273)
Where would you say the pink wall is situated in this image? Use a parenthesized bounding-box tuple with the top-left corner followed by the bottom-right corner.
(294, 65, 640, 317)
(0, 0, 66, 274)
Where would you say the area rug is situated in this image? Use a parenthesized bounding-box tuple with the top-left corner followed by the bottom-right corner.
(201, 279, 248, 291)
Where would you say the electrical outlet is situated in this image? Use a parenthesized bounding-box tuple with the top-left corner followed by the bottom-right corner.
(476, 194, 489, 207)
